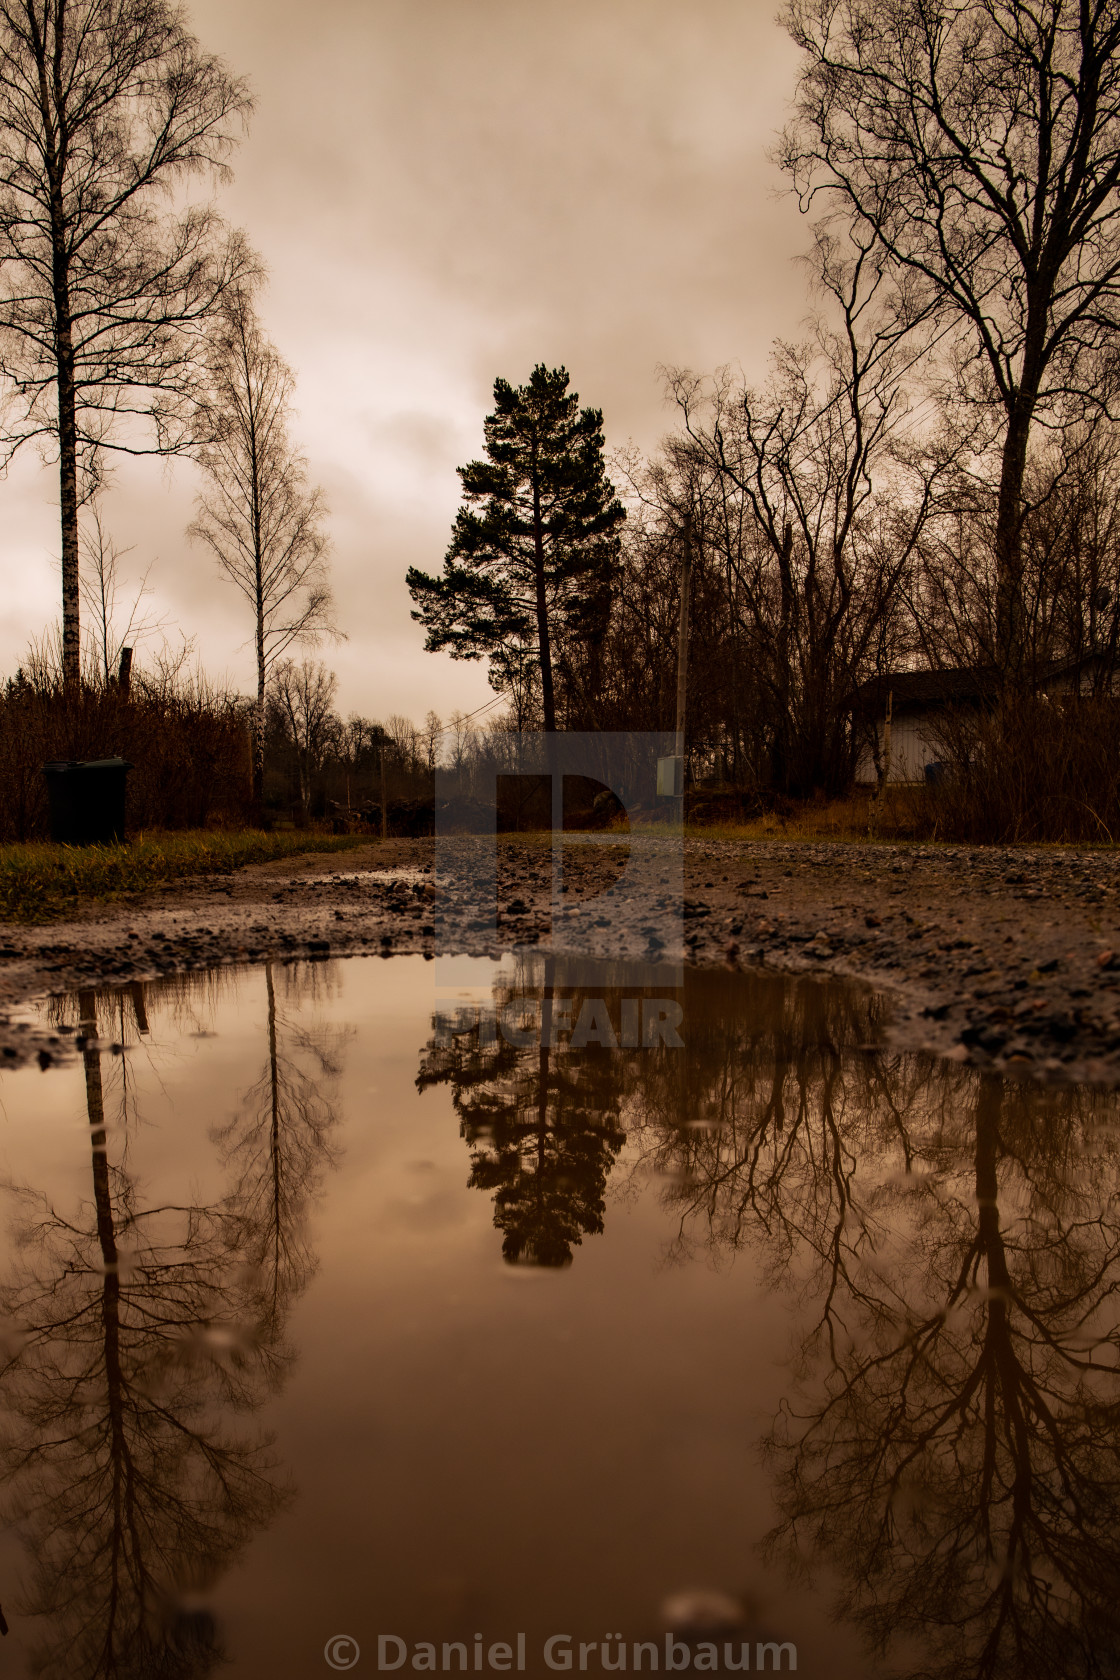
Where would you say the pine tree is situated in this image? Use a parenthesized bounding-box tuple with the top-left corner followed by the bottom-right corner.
(407, 364, 624, 731)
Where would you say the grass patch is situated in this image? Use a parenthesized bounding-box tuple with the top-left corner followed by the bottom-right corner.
(684, 790, 924, 845)
(0, 829, 372, 924)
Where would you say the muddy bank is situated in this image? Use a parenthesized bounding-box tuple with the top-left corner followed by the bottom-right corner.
(0, 835, 1117, 1085)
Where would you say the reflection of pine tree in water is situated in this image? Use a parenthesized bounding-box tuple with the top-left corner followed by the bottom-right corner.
(0, 969, 345, 1679)
(417, 960, 626, 1266)
(465, 1031, 625, 1266)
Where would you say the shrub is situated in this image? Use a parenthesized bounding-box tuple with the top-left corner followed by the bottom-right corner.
(917, 693, 1120, 844)
(0, 666, 253, 840)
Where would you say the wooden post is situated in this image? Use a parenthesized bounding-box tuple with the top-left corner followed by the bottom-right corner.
(128, 981, 150, 1036)
(868, 685, 894, 839)
(117, 645, 132, 697)
(675, 512, 692, 778)
(380, 747, 388, 840)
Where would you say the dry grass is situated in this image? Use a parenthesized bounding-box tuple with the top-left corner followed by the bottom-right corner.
(685, 697, 1120, 848)
(684, 788, 922, 844)
(0, 829, 369, 923)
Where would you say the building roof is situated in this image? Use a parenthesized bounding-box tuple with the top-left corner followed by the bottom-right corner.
(851, 653, 1116, 714)
(851, 667, 1000, 714)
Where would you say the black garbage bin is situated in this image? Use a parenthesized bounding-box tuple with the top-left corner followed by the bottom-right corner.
(42, 758, 132, 845)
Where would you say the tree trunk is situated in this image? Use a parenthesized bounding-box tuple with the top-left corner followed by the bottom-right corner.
(38, 5, 82, 690)
(53, 248, 81, 688)
(531, 449, 556, 733)
(250, 362, 267, 804)
(994, 401, 1034, 678)
(253, 613, 266, 807)
(994, 309, 1047, 678)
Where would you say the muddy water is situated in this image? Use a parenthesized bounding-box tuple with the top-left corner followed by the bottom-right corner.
(0, 954, 1117, 1679)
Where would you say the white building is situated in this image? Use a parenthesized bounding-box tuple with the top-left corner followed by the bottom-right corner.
(852, 658, 1117, 784)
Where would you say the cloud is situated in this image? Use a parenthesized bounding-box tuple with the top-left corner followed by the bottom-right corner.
(0, 0, 810, 723)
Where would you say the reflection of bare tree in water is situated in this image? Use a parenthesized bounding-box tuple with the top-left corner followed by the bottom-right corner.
(624, 975, 1120, 1678)
(756, 1073, 1120, 1680)
(417, 956, 627, 1265)
(0, 968, 346, 1678)
(625, 970, 904, 1294)
(212, 962, 347, 1322)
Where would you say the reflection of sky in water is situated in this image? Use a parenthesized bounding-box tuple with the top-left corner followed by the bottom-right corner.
(0, 956, 1117, 1679)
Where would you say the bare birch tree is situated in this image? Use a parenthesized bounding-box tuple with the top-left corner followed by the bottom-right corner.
(268, 657, 339, 816)
(79, 500, 167, 686)
(190, 285, 337, 802)
(384, 711, 419, 773)
(422, 708, 442, 772)
(0, 0, 254, 687)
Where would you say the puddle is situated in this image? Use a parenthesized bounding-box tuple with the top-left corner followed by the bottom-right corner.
(0, 955, 1118, 1678)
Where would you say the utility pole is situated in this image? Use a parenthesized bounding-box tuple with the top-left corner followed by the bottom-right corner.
(675, 511, 692, 767)
(868, 687, 893, 840)
(657, 510, 694, 802)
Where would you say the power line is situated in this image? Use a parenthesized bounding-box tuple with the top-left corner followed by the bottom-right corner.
(452, 690, 507, 727)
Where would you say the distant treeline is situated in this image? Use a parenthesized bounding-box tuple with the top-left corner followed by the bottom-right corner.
(410, 385, 1120, 844)
(0, 654, 435, 842)
(578, 391, 1120, 804)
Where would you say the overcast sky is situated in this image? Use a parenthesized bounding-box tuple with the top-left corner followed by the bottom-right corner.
(0, 0, 810, 726)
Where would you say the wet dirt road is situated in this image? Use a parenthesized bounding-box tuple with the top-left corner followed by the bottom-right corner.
(0, 835, 1117, 1084)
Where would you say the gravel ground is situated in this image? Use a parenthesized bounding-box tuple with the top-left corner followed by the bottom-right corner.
(0, 835, 1118, 1085)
